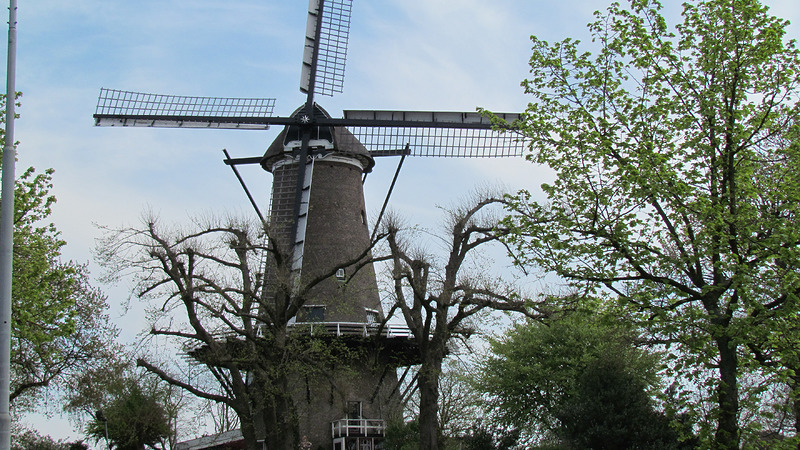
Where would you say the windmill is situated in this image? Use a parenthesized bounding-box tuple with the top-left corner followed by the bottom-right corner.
(94, 0, 525, 448)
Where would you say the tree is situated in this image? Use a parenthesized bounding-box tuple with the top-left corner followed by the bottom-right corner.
(96, 215, 381, 450)
(555, 352, 683, 449)
(500, 0, 800, 447)
(64, 359, 180, 450)
(0, 94, 117, 408)
(400, 360, 488, 448)
(475, 307, 674, 447)
(436, 360, 484, 442)
(384, 193, 537, 449)
(738, 120, 800, 444)
(85, 381, 172, 450)
(384, 420, 419, 450)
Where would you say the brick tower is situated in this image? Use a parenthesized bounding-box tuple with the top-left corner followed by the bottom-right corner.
(261, 104, 412, 449)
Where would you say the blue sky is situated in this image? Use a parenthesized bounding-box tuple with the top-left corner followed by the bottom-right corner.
(7, 0, 799, 442)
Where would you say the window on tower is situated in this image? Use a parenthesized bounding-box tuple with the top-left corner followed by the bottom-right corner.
(366, 309, 379, 326)
(298, 305, 326, 322)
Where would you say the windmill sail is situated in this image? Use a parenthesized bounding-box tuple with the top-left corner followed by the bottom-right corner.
(300, 0, 352, 96)
(94, 90, 528, 159)
(342, 110, 527, 157)
(94, 88, 276, 129)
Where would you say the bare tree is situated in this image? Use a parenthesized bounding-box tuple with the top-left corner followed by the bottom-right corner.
(96, 214, 383, 450)
(383, 193, 543, 449)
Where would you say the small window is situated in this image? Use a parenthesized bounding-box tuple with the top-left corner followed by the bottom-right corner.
(366, 309, 379, 325)
(298, 305, 325, 322)
(336, 268, 346, 281)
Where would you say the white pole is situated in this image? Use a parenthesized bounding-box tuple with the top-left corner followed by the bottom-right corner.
(0, 0, 17, 447)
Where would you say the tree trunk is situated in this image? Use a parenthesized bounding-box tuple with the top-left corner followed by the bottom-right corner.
(418, 354, 443, 450)
(259, 371, 298, 450)
(238, 408, 262, 450)
(714, 334, 740, 450)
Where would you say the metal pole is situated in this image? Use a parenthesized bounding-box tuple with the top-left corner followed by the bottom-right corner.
(95, 410, 110, 450)
(0, 0, 16, 447)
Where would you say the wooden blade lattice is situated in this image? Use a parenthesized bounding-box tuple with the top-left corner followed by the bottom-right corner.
(341, 110, 528, 157)
(94, 88, 276, 129)
(301, 0, 352, 97)
(346, 126, 526, 157)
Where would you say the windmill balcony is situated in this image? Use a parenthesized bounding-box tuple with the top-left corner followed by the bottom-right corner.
(289, 321, 412, 338)
(331, 418, 386, 438)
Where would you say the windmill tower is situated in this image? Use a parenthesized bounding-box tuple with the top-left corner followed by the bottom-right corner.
(94, 0, 525, 448)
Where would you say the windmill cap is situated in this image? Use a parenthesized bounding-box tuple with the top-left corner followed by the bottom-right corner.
(261, 103, 375, 173)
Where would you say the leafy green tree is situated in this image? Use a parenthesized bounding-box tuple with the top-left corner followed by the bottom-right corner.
(65, 359, 174, 449)
(739, 121, 800, 444)
(384, 420, 419, 450)
(85, 384, 171, 450)
(0, 94, 117, 408)
(499, 0, 800, 447)
(554, 352, 683, 449)
(64, 359, 181, 450)
(475, 308, 671, 447)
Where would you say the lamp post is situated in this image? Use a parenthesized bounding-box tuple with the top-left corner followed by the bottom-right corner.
(0, 0, 17, 448)
(95, 410, 110, 450)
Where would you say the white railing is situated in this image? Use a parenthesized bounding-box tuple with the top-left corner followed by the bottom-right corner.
(331, 419, 386, 438)
(181, 322, 414, 365)
(289, 321, 413, 338)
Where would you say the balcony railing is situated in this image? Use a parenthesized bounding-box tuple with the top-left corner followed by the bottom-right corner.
(289, 321, 412, 338)
(181, 322, 414, 365)
(331, 419, 386, 438)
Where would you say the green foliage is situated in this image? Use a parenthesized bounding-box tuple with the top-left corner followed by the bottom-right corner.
(555, 354, 682, 449)
(78, 366, 173, 450)
(0, 94, 117, 407)
(477, 310, 660, 431)
(500, 0, 800, 446)
(384, 420, 419, 450)
(475, 309, 672, 446)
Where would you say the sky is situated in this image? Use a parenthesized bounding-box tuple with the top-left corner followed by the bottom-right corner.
(5, 0, 799, 443)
